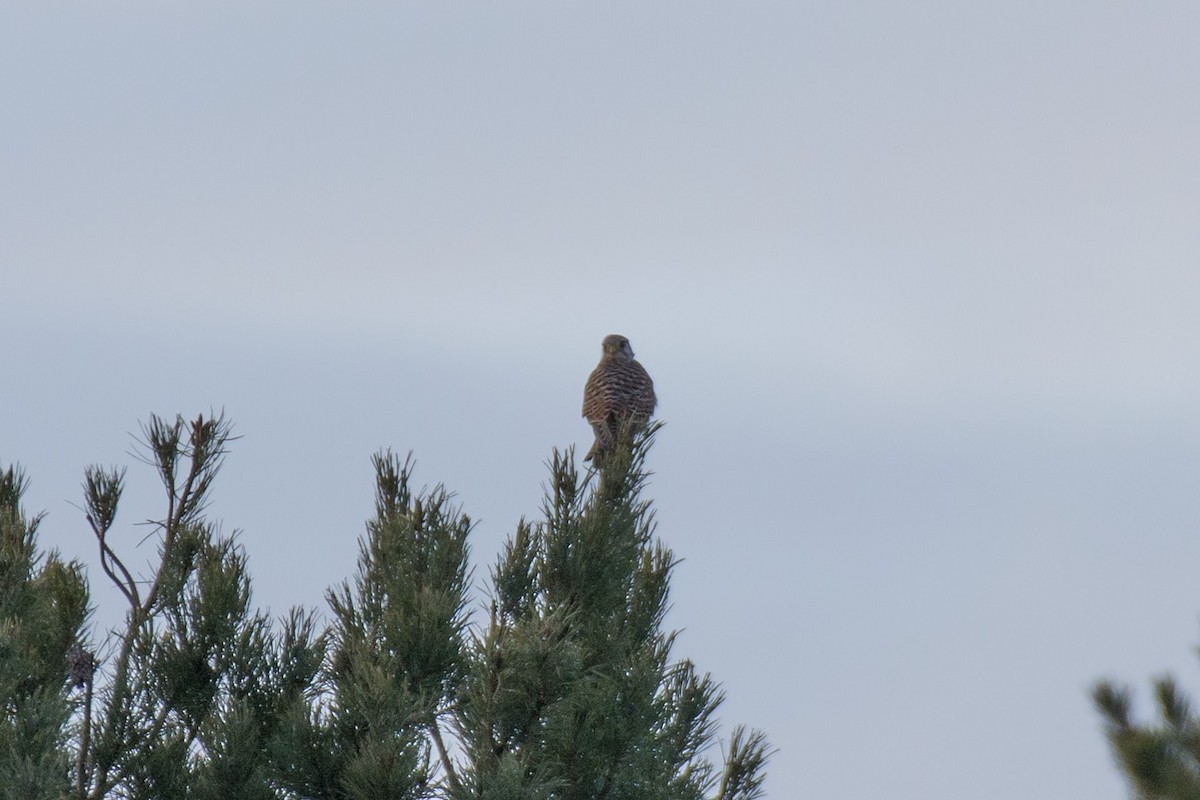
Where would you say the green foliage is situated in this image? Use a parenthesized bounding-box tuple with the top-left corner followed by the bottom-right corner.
(73, 414, 329, 800)
(1094, 672, 1200, 800)
(0, 464, 89, 800)
(455, 424, 771, 800)
(272, 449, 475, 800)
(2, 414, 769, 799)
(717, 726, 772, 800)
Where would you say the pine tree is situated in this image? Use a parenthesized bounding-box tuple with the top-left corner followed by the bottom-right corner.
(2, 413, 769, 799)
(454, 424, 770, 800)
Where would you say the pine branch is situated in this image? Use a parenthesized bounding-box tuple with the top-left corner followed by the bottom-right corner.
(716, 726, 771, 800)
(84, 466, 138, 608)
(87, 412, 237, 798)
(140, 413, 235, 617)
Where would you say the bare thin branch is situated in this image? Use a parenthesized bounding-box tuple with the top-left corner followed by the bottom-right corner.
(430, 716, 462, 791)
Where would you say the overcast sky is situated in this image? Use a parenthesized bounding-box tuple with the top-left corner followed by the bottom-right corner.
(4, 3, 1200, 797)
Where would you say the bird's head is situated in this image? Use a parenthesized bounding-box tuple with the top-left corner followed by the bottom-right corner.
(601, 334, 634, 359)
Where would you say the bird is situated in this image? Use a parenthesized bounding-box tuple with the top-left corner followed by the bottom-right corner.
(582, 334, 657, 462)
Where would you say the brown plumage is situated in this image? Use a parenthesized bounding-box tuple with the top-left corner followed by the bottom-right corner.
(582, 334, 656, 462)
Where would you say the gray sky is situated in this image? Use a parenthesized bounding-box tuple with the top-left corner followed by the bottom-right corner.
(4, 3, 1200, 797)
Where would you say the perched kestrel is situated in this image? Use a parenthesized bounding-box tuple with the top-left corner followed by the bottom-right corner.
(582, 334, 657, 462)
